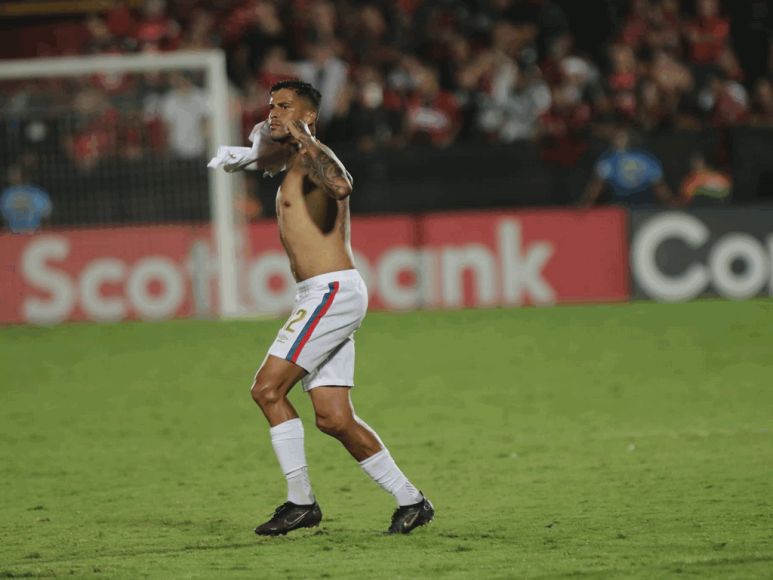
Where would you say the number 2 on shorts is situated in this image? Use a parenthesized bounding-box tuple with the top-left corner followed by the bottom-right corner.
(285, 309, 307, 333)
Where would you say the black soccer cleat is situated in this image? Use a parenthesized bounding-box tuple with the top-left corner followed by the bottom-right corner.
(255, 501, 322, 536)
(387, 494, 434, 534)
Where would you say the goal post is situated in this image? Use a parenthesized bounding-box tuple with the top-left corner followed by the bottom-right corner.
(0, 49, 240, 318)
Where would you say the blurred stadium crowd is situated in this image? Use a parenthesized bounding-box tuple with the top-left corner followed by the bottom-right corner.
(3, 0, 773, 162)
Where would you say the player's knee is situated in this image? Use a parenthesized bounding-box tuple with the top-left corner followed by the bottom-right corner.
(250, 379, 282, 408)
(315, 410, 351, 438)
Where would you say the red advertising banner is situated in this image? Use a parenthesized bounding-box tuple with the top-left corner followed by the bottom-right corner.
(0, 207, 629, 325)
(419, 206, 629, 308)
(0, 225, 199, 325)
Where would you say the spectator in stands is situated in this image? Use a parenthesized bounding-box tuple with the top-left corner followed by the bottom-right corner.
(294, 41, 349, 129)
(691, 45, 745, 111)
(698, 73, 749, 127)
(480, 0, 567, 39)
(696, 69, 747, 168)
(322, 76, 357, 144)
(120, 110, 145, 161)
(679, 151, 731, 205)
(84, 13, 116, 53)
(538, 82, 593, 203)
(525, 0, 569, 53)
(242, 1, 293, 75)
(403, 62, 462, 147)
(179, 8, 217, 51)
(221, 0, 263, 46)
(64, 87, 120, 172)
(90, 44, 138, 111)
(139, 71, 169, 153)
(159, 72, 209, 159)
(660, 0, 683, 32)
(302, 0, 346, 58)
(539, 81, 592, 167)
(476, 50, 519, 139)
(539, 32, 576, 87)
(646, 0, 682, 57)
(171, 0, 202, 24)
(1, 164, 52, 234)
(592, 91, 618, 126)
(490, 20, 522, 63)
(715, 46, 745, 83)
(636, 79, 671, 132)
(134, 0, 181, 52)
(455, 46, 496, 96)
(477, 64, 552, 143)
(241, 78, 268, 141)
(433, 31, 481, 139)
(350, 66, 395, 151)
(607, 43, 641, 123)
(256, 45, 296, 92)
(684, 0, 729, 67)
(412, 0, 472, 63)
(649, 48, 693, 117)
(44, 20, 89, 57)
(579, 128, 679, 207)
(102, 0, 137, 42)
(227, 43, 253, 89)
(618, 0, 652, 54)
(346, 2, 402, 68)
(513, 22, 540, 70)
(562, 51, 601, 100)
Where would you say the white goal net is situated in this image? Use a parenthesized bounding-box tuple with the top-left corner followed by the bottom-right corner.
(0, 50, 241, 318)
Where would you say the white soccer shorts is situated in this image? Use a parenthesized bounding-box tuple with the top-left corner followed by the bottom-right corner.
(267, 269, 368, 391)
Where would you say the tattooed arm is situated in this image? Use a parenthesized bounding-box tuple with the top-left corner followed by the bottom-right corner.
(287, 121, 353, 200)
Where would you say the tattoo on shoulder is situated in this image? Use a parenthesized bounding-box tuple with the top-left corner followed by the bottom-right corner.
(301, 146, 352, 198)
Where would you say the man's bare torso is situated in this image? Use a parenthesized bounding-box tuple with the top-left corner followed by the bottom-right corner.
(276, 157, 355, 282)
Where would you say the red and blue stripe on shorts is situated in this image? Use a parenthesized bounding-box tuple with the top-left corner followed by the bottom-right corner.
(286, 281, 340, 364)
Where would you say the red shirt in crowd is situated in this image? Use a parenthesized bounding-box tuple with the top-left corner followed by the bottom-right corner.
(619, 16, 649, 52)
(608, 69, 638, 93)
(135, 16, 181, 52)
(405, 91, 461, 146)
(71, 108, 121, 164)
(539, 57, 563, 87)
(711, 82, 749, 127)
(539, 103, 591, 167)
(221, 1, 260, 44)
(103, 1, 136, 38)
(382, 89, 402, 111)
(607, 63, 639, 122)
(684, 16, 730, 66)
(90, 47, 135, 94)
(393, 0, 423, 18)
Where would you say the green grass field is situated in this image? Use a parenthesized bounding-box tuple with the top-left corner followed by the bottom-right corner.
(1, 300, 772, 579)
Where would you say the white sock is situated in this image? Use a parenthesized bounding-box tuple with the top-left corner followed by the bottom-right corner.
(359, 448, 423, 506)
(269, 418, 315, 505)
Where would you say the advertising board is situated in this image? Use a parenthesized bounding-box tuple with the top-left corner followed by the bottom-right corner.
(630, 209, 773, 302)
(0, 207, 630, 325)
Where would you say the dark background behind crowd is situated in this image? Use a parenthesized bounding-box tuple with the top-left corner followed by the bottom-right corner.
(1, 0, 773, 227)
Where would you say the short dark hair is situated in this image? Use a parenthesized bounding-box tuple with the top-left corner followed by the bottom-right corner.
(270, 79, 322, 113)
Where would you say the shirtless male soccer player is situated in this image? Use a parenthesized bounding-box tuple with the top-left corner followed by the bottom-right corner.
(233, 80, 434, 536)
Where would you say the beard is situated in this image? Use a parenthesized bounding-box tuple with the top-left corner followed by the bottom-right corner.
(269, 130, 291, 142)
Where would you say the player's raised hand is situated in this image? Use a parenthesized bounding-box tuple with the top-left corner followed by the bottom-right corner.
(286, 120, 314, 141)
(223, 152, 242, 173)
